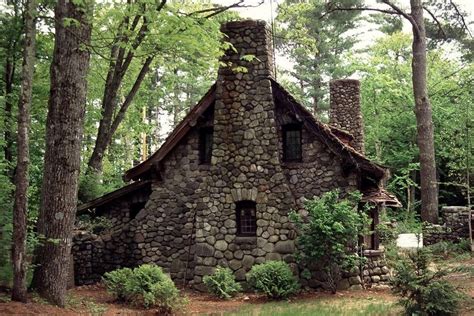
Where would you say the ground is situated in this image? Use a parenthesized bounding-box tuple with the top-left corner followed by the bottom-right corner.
(0, 257, 472, 315)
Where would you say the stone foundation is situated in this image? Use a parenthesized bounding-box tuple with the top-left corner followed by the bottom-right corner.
(423, 206, 471, 246)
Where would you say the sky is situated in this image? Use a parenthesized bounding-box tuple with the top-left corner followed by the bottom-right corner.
(216, 0, 473, 74)
(220, 0, 474, 24)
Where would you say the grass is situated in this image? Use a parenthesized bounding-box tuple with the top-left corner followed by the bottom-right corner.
(225, 296, 400, 316)
(66, 294, 107, 316)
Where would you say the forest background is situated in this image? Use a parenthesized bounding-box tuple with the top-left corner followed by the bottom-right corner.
(0, 0, 472, 293)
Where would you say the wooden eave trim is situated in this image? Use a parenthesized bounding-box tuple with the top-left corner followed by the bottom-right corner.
(77, 180, 152, 213)
(123, 84, 216, 181)
(271, 79, 386, 180)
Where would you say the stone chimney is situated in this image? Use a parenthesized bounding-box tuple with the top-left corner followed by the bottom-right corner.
(329, 79, 365, 154)
(193, 20, 296, 285)
(218, 20, 274, 80)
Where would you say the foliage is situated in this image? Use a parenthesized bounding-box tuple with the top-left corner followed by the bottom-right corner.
(354, 32, 473, 208)
(426, 239, 471, 259)
(103, 264, 183, 312)
(226, 297, 399, 316)
(203, 266, 241, 299)
(75, 215, 112, 234)
(246, 261, 299, 300)
(276, 0, 362, 115)
(390, 248, 462, 315)
(290, 190, 370, 293)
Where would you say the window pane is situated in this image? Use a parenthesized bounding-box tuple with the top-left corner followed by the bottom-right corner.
(283, 125, 302, 161)
(199, 127, 213, 164)
(236, 201, 257, 236)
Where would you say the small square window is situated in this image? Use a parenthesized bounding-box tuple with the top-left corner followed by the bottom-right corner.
(236, 201, 257, 236)
(283, 124, 302, 162)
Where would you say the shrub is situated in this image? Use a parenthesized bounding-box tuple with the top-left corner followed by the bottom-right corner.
(76, 214, 112, 234)
(246, 261, 299, 299)
(203, 266, 241, 299)
(103, 264, 183, 312)
(289, 190, 370, 293)
(427, 239, 471, 259)
(390, 248, 462, 315)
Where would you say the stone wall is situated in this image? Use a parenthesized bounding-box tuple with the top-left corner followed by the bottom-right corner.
(423, 206, 472, 246)
(329, 79, 365, 154)
(73, 231, 104, 285)
(72, 20, 388, 290)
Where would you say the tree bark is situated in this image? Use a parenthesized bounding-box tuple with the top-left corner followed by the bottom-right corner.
(31, 0, 92, 306)
(2, 1, 21, 178)
(86, 55, 153, 175)
(410, 0, 438, 223)
(11, 0, 36, 302)
(3, 57, 15, 169)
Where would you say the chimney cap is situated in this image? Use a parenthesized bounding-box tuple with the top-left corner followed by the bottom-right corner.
(221, 19, 267, 31)
(330, 79, 360, 86)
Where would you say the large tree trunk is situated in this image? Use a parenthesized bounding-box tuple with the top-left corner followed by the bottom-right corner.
(410, 0, 438, 223)
(11, 0, 36, 302)
(31, 0, 92, 306)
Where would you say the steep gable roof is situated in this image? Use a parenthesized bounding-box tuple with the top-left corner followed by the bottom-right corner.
(124, 84, 216, 181)
(123, 80, 386, 183)
(270, 79, 386, 181)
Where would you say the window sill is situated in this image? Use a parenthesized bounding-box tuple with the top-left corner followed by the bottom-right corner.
(363, 249, 384, 257)
(234, 236, 257, 245)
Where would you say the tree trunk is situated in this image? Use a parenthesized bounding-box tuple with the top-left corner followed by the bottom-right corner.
(410, 0, 438, 223)
(11, 0, 36, 302)
(3, 57, 15, 170)
(31, 0, 92, 306)
(2, 2, 21, 178)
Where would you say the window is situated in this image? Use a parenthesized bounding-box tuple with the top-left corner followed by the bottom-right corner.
(236, 201, 257, 236)
(199, 127, 213, 164)
(130, 201, 146, 219)
(283, 124, 302, 162)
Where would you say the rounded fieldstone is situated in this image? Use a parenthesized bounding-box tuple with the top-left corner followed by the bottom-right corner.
(229, 259, 242, 271)
(337, 279, 350, 291)
(242, 255, 255, 270)
(274, 240, 295, 254)
(215, 240, 228, 251)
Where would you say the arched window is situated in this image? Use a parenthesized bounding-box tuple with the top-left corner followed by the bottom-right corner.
(236, 201, 257, 236)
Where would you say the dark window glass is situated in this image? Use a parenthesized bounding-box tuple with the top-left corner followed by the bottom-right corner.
(283, 124, 302, 162)
(199, 127, 213, 164)
(130, 201, 146, 219)
(236, 201, 257, 236)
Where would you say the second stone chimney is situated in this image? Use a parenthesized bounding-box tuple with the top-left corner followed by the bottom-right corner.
(329, 79, 365, 154)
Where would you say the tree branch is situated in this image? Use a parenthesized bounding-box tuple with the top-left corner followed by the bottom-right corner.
(380, 0, 421, 39)
(423, 6, 446, 39)
(110, 56, 154, 138)
(184, 0, 264, 19)
(449, 0, 473, 38)
(324, 6, 398, 17)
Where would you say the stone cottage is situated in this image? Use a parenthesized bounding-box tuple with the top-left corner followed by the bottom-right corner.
(74, 20, 400, 290)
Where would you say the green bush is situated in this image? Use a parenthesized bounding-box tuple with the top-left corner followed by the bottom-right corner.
(203, 266, 241, 299)
(246, 261, 299, 299)
(390, 248, 462, 315)
(427, 239, 471, 259)
(76, 214, 112, 234)
(103, 264, 183, 312)
(290, 190, 370, 293)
